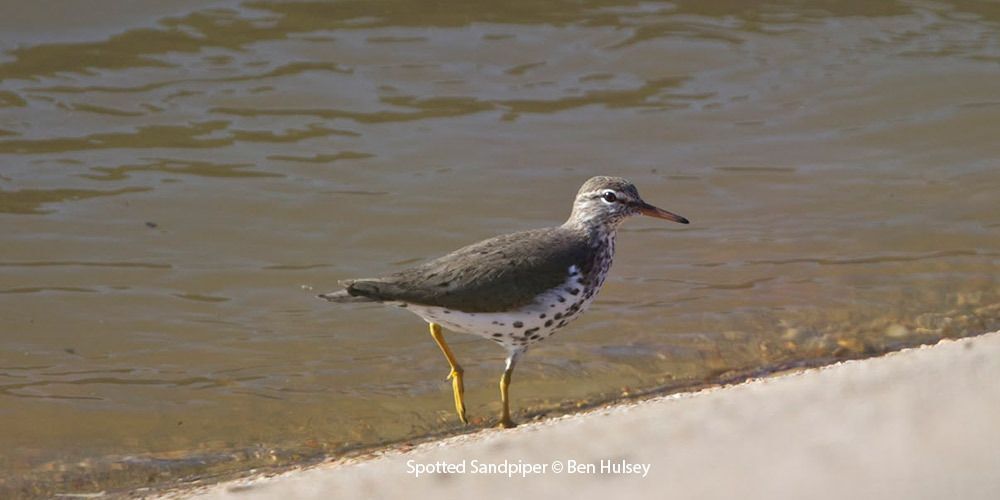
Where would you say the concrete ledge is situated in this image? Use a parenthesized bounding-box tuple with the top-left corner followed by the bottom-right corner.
(171, 332, 1000, 500)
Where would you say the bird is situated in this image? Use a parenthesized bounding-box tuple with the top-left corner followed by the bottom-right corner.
(320, 176, 689, 428)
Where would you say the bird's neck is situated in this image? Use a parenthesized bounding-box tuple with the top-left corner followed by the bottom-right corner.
(562, 219, 618, 249)
(561, 220, 617, 288)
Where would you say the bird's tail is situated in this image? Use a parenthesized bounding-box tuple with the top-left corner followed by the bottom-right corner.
(317, 279, 378, 303)
(318, 290, 373, 303)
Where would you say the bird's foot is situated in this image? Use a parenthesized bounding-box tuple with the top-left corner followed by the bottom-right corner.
(497, 416, 518, 429)
(447, 368, 468, 424)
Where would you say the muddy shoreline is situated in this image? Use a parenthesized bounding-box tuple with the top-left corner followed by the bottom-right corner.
(138, 330, 1000, 499)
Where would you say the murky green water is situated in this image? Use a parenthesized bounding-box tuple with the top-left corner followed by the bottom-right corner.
(1, 0, 998, 496)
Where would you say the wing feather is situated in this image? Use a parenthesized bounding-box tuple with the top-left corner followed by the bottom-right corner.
(345, 227, 594, 312)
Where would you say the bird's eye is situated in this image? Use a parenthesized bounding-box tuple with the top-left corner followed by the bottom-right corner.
(601, 191, 618, 203)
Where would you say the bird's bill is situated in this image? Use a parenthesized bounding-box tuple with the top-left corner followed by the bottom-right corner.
(637, 202, 689, 224)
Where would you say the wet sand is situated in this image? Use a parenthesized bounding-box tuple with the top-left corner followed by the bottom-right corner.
(158, 330, 1000, 500)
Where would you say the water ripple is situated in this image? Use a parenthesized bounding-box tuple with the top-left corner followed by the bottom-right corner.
(82, 159, 281, 180)
(0, 187, 151, 214)
(749, 250, 983, 266)
(29, 62, 354, 94)
(0, 261, 171, 269)
(0, 287, 98, 295)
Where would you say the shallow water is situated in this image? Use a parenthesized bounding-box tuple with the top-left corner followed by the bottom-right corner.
(1, 0, 998, 495)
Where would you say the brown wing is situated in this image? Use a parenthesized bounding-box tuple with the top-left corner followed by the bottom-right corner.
(344, 227, 595, 312)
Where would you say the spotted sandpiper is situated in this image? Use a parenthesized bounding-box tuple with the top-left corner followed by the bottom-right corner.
(320, 176, 689, 428)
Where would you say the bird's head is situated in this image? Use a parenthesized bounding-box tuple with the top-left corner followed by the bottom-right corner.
(567, 176, 689, 229)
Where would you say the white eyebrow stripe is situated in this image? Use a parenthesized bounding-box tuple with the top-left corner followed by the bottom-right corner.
(578, 190, 608, 199)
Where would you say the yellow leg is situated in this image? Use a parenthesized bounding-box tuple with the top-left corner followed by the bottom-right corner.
(429, 323, 467, 425)
(498, 367, 516, 428)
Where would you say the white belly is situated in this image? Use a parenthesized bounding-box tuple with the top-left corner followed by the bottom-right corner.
(404, 265, 602, 351)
